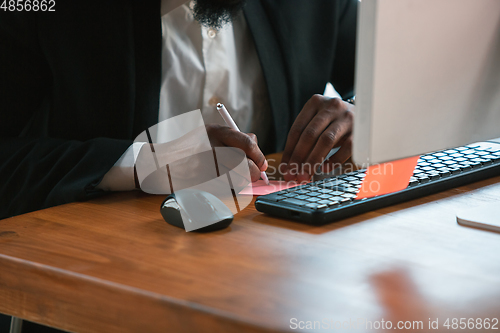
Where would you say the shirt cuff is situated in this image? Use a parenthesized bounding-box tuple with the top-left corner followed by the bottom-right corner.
(96, 142, 146, 191)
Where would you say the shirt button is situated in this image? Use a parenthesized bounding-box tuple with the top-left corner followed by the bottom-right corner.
(208, 96, 220, 106)
(207, 29, 217, 39)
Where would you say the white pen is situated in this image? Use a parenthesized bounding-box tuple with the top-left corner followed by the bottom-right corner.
(216, 103, 270, 185)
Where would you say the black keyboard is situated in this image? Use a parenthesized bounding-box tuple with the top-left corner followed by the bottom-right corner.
(255, 141, 500, 225)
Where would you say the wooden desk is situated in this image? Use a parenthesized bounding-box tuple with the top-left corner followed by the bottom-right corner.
(1, 176, 500, 332)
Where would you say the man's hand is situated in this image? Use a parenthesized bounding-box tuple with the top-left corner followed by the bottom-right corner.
(206, 124, 268, 182)
(281, 95, 354, 182)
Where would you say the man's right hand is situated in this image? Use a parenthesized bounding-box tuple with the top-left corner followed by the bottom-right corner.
(206, 124, 268, 183)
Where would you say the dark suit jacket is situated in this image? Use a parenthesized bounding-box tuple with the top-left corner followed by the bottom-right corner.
(0, 0, 357, 219)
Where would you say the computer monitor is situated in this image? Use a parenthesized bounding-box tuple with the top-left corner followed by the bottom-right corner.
(352, 0, 500, 165)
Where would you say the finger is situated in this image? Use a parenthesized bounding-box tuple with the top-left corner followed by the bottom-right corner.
(245, 133, 269, 172)
(296, 117, 352, 182)
(216, 127, 268, 172)
(247, 159, 262, 182)
(281, 94, 325, 170)
(320, 136, 353, 174)
(287, 110, 342, 180)
(327, 135, 352, 165)
(247, 133, 258, 145)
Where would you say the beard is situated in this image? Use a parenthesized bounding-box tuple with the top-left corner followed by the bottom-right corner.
(192, 0, 247, 30)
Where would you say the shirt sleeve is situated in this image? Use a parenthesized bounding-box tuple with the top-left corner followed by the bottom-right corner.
(96, 142, 146, 191)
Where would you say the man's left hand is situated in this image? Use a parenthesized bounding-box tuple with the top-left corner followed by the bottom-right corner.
(281, 95, 354, 182)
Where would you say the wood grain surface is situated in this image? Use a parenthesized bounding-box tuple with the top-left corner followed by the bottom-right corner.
(1, 174, 500, 333)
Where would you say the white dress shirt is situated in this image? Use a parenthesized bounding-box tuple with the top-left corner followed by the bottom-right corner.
(98, 1, 271, 191)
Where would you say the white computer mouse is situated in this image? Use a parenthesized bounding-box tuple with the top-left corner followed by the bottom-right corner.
(160, 189, 234, 232)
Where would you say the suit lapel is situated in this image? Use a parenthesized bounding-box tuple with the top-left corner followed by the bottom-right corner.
(244, 0, 291, 151)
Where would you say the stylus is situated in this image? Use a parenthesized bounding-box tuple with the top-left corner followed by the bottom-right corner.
(216, 103, 270, 185)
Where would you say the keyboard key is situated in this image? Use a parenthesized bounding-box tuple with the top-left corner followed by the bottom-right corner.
(433, 153, 447, 157)
(486, 155, 500, 161)
(432, 163, 446, 168)
(331, 185, 351, 191)
(462, 149, 476, 155)
(330, 196, 344, 201)
(307, 192, 321, 197)
(318, 194, 332, 200)
(295, 195, 310, 200)
(438, 170, 451, 177)
(421, 155, 435, 160)
(306, 197, 320, 202)
(308, 186, 322, 191)
(408, 179, 419, 186)
(344, 176, 358, 181)
(323, 180, 346, 187)
(455, 157, 468, 162)
(442, 160, 456, 165)
(317, 204, 328, 209)
(350, 180, 363, 185)
(444, 149, 458, 154)
(282, 199, 306, 206)
(468, 161, 481, 168)
(438, 156, 452, 161)
(345, 188, 359, 193)
(464, 154, 479, 159)
(342, 193, 357, 199)
(479, 158, 492, 164)
(328, 200, 340, 206)
(475, 151, 489, 156)
(294, 190, 310, 195)
(478, 156, 493, 164)
(427, 173, 440, 180)
(305, 203, 320, 209)
(421, 166, 435, 172)
(448, 167, 461, 174)
(450, 153, 464, 158)
(456, 147, 468, 151)
(317, 200, 331, 205)
(283, 193, 298, 198)
(317, 189, 332, 194)
(418, 176, 430, 183)
(459, 164, 472, 171)
(418, 162, 431, 167)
